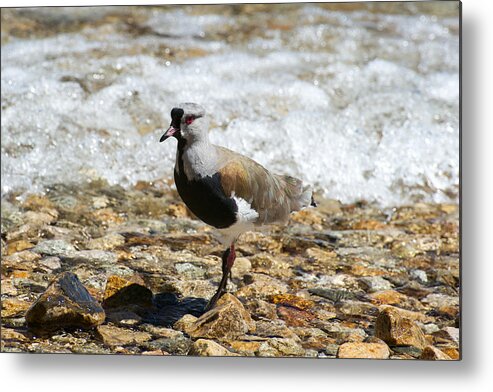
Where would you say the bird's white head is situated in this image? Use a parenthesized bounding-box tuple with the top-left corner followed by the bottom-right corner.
(160, 102, 209, 144)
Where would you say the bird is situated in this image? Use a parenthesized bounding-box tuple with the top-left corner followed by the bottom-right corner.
(160, 102, 316, 311)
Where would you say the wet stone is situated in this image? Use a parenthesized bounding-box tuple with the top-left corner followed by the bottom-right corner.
(25, 271, 105, 330)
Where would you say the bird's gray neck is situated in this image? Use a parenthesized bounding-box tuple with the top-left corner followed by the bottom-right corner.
(176, 138, 217, 180)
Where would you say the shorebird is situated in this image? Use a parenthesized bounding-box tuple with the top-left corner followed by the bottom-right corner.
(160, 103, 316, 311)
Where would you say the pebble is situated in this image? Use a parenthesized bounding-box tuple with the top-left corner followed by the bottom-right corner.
(1, 182, 459, 357)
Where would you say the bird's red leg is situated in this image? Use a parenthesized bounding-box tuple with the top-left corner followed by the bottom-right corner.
(204, 243, 236, 312)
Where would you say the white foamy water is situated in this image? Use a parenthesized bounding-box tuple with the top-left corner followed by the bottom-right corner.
(1, 5, 459, 206)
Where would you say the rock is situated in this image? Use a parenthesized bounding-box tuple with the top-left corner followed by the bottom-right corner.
(236, 274, 288, 299)
(32, 240, 76, 257)
(255, 319, 298, 339)
(410, 269, 428, 283)
(316, 322, 367, 343)
(26, 271, 105, 330)
(67, 250, 118, 264)
(95, 325, 152, 347)
(185, 294, 255, 340)
(173, 314, 198, 335)
(142, 335, 191, 355)
(1, 298, 31, 318)
(105, 310, 142, 326)
(38, 256, 62, 271)
(375, 306, 428, 349)
(87, 233, 125, 250)
(175, 262, 206, 279)
(189, 339, 239, 356)
(6, 239, 34, 255)
(337, 342, 390, 359)
(233, 257, 252, 275)
(338, 300, 378, 318)
(391, 345, 423, 358)
(370, 290, 410, 306)
(257, 337, 305, 357)
(439, 346, 460, 360)
(227, 340, 263, 356)
(421, 293, 459, 308)
(433, 327, 459, 345)
(419, 345, 453, 360)
(358, 276, 393, 293)
(102, 275, 153, 311)
(243, 299, 278, 320)
(269, 293, 315, 310)
(277, 306, 315, 327)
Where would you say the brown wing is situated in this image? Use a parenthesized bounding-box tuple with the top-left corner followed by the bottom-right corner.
(216, 147, 311, 225)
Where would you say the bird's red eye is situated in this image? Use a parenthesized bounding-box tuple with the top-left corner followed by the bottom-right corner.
(185, 116, 194, 125)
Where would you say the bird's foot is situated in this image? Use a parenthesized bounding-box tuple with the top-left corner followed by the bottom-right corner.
(204, 290, 225, 312)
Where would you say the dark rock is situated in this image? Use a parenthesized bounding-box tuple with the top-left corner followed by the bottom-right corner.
(26, 271, 105, 330)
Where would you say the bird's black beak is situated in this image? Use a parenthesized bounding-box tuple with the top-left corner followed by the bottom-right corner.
(160, 126, 178, 142)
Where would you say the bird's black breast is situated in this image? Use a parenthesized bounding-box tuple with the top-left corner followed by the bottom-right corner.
(173, 137, 238, 229)
(174, 167, 238, 229)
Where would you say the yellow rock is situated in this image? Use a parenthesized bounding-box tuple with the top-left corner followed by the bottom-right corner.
(337, 342, 390, 359)
(1, 298, 31, 318)
(375, 306, 428, 349)
(6, 240, 34, 255)
(420, 345, 454, 360)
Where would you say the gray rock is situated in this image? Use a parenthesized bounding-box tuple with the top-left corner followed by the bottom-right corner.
(32, 240, 76, 257)
(67, 250, 118, 264)
(26, 271, 105, 330)
(142, 335, 192, 355)
(175, 262, 206, 279)
(410, 269, 428, 283)
(358, 276, 393, 292)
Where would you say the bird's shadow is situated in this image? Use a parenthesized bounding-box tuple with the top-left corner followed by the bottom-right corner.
(140, 292, 208, 327)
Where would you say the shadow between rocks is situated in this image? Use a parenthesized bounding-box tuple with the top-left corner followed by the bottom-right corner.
(140, 292, 208, 327)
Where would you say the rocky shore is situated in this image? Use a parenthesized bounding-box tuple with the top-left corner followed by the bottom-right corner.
(1, 180, 460, 359)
